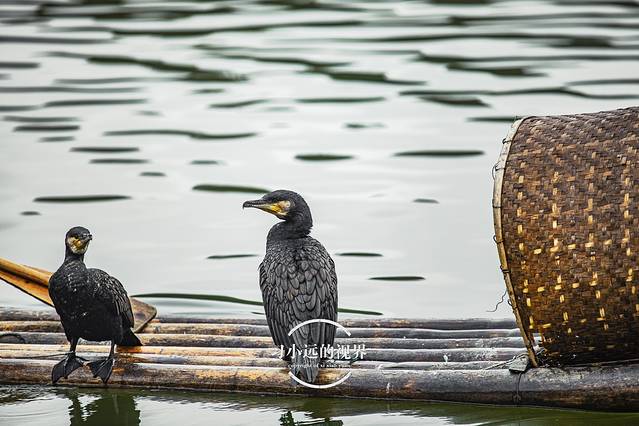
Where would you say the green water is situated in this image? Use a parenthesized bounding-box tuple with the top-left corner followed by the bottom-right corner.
(1, 0, 638, 423)
(2, 385, 639, 426)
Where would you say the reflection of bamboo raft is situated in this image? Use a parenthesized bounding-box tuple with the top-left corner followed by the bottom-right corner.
(1, 308, 639, 411)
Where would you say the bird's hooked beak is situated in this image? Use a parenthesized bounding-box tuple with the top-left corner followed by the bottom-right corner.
(67, 233, 92, 254)
(243, 199, 290, 219)
(75, 233, 93, 248)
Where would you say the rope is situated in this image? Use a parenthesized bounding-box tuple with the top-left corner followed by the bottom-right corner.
(513, 371, 524, 404)
(18, 352, 72, 359)
(487, 290, 507, 312)
(482, 353, 528, 370)
(0, 333, 88, 361)
(0, 333, 26, 343)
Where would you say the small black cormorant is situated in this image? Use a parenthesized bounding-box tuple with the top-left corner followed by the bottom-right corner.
(48, 226, 141, 384)
(243, 190, 338, 383)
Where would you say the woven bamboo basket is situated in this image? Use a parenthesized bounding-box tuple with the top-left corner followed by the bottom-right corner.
(493, 107, 639, 366)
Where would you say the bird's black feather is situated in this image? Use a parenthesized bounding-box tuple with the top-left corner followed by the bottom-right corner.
(48, 226, 140, 384)
(248, 190, 338, 383)
(50, 262, 138, 345)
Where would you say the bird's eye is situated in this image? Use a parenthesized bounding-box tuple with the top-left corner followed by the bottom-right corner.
(278, 200, 291, 212)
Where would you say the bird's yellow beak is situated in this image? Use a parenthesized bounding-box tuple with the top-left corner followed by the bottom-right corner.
(243, 199, 290, 218)
(67, 234, 92, 254)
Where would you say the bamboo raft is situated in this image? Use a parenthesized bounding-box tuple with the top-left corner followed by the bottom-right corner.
(1, 307, 639, 411)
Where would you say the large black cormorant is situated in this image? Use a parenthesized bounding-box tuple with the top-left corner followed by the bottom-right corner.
(243, 190, 338, 383)
(48, 226, 141, 384)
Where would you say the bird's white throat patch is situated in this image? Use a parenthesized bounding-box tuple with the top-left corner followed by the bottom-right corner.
(67, 237, 90, 254)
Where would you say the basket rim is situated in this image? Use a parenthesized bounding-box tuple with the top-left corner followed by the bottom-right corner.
(492, 116, 538, 366)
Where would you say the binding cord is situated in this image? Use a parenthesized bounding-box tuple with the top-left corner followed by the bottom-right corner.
(0, 333, 26, 343)
(482, 353, 528, 371)
(23, 352, 78, 361)
(513, 371, 524, 404)
(0, 333, 77, 359)
(487, 290, 508, 312)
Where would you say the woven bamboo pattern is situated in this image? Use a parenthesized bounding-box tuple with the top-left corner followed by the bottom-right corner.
(494, 107, 639, 366)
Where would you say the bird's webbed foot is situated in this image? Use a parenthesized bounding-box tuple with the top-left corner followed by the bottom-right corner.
(51, 353, 85, 384)
(87, 356, 115, 384)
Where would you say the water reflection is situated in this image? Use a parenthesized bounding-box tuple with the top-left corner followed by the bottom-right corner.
(66, 389, 140, 426)
(279, 411, 343, 426)
(4, 385, 638, 426)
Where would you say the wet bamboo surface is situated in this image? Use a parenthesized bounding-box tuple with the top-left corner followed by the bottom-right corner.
(1, 308, 638, 411)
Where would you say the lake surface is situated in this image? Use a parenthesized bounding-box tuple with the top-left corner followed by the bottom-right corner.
(3, 384, 639, 426)
(1, 0, 638, 424)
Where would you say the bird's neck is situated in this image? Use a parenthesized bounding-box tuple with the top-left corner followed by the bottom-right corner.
(64, 247, 85, 264)
(268, 215, 312, 241)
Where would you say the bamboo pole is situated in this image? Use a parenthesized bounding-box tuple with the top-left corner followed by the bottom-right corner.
(0, 358, 637, 410)
(0, 343, 280, 358)
(1, 331, 525, 349)
(0, 270, 52, 306)
(0, 260, 156, 331)
(0, 308, 59, 322)
(0, 258, 50, 285)
(0, 320, 522, 338)
(0, 343, 524, 362)
(139, 323, 523, 339)
(0, 308, 518, 330)
(0, 348, 505, 370)
(0, 321, 63, 333)
(154, 315, 519, 330)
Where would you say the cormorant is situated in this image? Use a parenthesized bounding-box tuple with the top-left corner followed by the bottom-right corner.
(243, 190, 338, 383)
(48, 226, 141, 384)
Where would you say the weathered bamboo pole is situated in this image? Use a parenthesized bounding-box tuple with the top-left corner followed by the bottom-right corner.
(0, 308, 517, 330)
(1, 331, 524, 349)
(0, 343, 280, 358)
(154, 315, 519, 330)
(0, 349, 288, 367)
(148, 324, 522, 338)
(0, 321, 63, 333)
(0, 261, 156, 331)
(0, 320, 522, 339)
(0, 343, 523, 362)
(0, 308, 58, 322)
(0, 258, 50, 286)
(0, 348, 506, 370)
(0, 358, 637, 410)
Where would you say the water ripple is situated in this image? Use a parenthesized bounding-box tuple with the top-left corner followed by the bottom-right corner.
(13, 125, 79, 132)
(0, 86, 139, 93)
(0, 61, 39, 69)
(297, 96, 384, 103)
(207, 254, 259, 260)
(394, 150, 485, 158)
(193, 184, 270, 194)
(295, 154, 354, 161)
(34, 195, 131, 203)
(369, 276, 426, 282)
(49, 52, 247, 82)
(4, 115, 77, 123)
(71, 147, 139, 153)
(90, 158, 148, 164)
(105, 130, 257, 140)
(44, 98, 146, 108)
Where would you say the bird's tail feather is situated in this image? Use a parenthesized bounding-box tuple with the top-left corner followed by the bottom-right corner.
(120, 328, 142, 347)
(291, 347, 319, 383)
